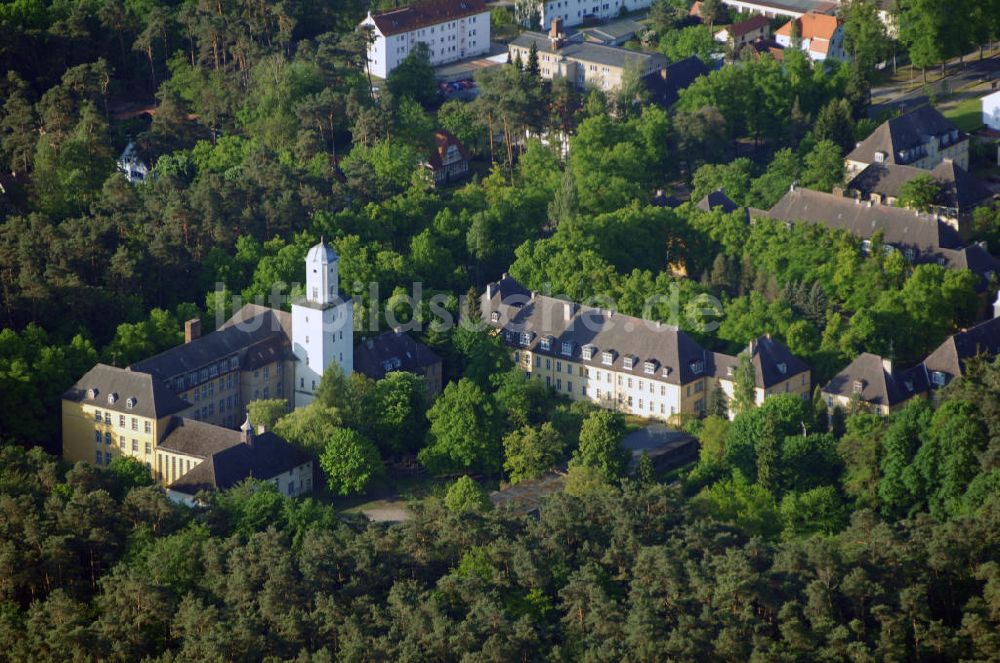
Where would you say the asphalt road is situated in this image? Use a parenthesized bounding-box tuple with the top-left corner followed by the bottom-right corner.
(870, 54, 1000, 118)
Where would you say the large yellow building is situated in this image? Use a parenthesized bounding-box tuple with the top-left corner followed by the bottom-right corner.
(62, 364, 192, 474)
(62, 363, 313, 499)
(482, 275, 811, 422)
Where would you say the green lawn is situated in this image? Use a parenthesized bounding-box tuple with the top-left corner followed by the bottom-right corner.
(942, 96, 985, 133)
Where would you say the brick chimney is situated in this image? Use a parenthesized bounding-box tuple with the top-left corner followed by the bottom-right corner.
(549, 18, 564, 49)
(184, 318, 201, 344)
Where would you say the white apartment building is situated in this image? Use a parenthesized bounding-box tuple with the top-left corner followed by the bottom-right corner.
(521, 0, 653, 29)
(362, 0, 491, 80)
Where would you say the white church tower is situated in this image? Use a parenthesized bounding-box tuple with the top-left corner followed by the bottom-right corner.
(292, 239, 353, 408)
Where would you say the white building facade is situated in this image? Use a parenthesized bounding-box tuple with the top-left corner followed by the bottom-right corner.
(523, 0, 653, 29)
(362, 0, 491, 80)
(984, 90, 1000, 131)
(292, 240, 353, 408)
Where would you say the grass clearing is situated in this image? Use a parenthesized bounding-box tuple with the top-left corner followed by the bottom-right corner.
(942, 96, 985, 132)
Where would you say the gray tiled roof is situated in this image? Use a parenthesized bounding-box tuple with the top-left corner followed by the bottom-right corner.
(157, 417, 244, 458)
(846, 105, 965, 167)
(354, 330, 441, 381)
(697, 190, 741, 214)
(922, 316, 1000, 387)
(643, 55, 709, 107)
(763, 187, 1000, 289)
(765, 187, 959, 255)
(481, 275, 809, 388)
(823, 353, 926, 407)
(63, 364, 191, 419)
(846, 160, 992, 213)
(510, 32, 668, 70)
(130, 305, 290, 382)
(482, 275, 707, 385)
(168, 431, 310, 495)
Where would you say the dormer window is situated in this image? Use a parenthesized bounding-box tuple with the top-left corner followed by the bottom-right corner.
(623, 356, 634, 370)
(691, 360, 704, 375)
(519, 331, 533, 347)
(726, 366, 735, 377)
(777, 362, 787, 375)
(662, 367, 671, 377)
(853, 380, 864, 394)
(561, 341, 573, 356)
(904, 381, 914, 392)
(382, 357, 402, 372)
(490, 311, 499, 323)
(931, 371, 946, 386)
(874, 150, 886, 163)
(582, 345, 595, 360)
(540, 336, 552, 351)
(643, 361, 656, 375)
(126, 397, 136, 409)
(601, 351, 614, 366)
(861, 239, 872, 255)
(87, 388, 99, 399)
(107, 393, 118, 405)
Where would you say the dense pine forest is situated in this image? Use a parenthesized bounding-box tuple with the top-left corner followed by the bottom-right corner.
(2, 0, 1000, 658)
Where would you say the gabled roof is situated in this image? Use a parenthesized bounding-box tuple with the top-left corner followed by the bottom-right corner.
(930, 159, 993, 211)
(367, 0, 488, 37)
(697, 190, 741, 214)
(846, 159, 992, 212)
(776, 12, 840, 40)
(354, 330, 442, 381)
(922, 316, 1000, 387)
(510, 32, 669, 71)
(157, 417, 244, 458)
(131, 305, 290, 381)
(168, 430, 311, 496)
(846, 105, 965, 167)
(481, 275, 708, 385)
(643, 55, 709, 107)
(765, 187, 961, 255)
(710, 335, 809, 388)
(823, 353, 926, 407)
(427, 130, 470, 170)
(722, 15, 771, 38)
(63, 364, 191, 419)
(763, 187, 1000, 288)
(750, 335, 811, 388)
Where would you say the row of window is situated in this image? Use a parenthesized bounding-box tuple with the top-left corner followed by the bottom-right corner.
(175, 356, 239, 391)
(94, 430, 152, 454)
(93, 410, 151, 433)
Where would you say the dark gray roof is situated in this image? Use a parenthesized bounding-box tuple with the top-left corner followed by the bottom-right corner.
(63, 364, 191, 419)
(922, 316, 1000, 387)
(931, 159, 993, 211)
(823, 353, 926, 407)
(130, 305, 290, 381)
(846, 105, 966, 167)
(644, 55, 709, 107)
(710, 335, 809, 388)
(750, 335, 811, 388)
(482, 275, 710, 386)
(766, 187, 960, 255)
(764, 187, 1000, 289)
(157, 417, 244, 458)
(168, 431, 311, 496)
(697, 190, 741, 214)
(354, 331, 441, 381)
(846, 159, 992, 213)
(510, 32, 668, 70)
